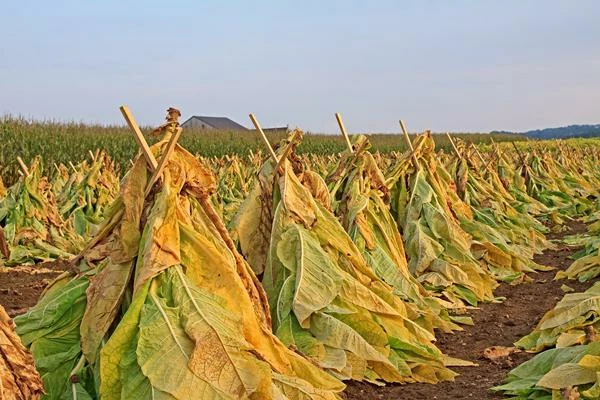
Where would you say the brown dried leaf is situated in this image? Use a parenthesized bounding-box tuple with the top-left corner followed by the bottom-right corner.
(299, 171, 332, 211)
(0, 305, 44, 399)
(0, 227, 9, 259)
(482, 346, 521, 360)
(562, 386, 581, 400)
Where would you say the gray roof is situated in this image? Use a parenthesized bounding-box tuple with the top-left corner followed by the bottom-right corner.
(182, 116, 248, 130)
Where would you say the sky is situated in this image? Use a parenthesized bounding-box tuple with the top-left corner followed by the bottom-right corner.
(1, 1, 599, 133)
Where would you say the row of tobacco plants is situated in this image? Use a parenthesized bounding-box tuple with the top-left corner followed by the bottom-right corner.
(0, 111, 599, 399)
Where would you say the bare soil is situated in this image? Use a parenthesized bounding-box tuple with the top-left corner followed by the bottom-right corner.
(343, 220, 596, 399)
(0, 259, 67, 317)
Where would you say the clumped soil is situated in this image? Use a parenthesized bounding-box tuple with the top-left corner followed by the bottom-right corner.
(343, 220, 596, 399)
(0, 259, 68, 317)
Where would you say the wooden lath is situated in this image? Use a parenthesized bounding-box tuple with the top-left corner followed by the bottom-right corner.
(249, 113, 278, 163)
(399, 120, 420, 170)
(144, 127, 183, 197)
(74, 107, 184, 264)
(335, 112, 353, 153)
(445, 133, 462, 160)
(120, 105, 158, 170)
(16, 157, 30, 177)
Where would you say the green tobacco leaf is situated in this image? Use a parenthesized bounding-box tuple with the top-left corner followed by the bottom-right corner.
(80, 259, 133, 362)
(537, 363, 597, 390)
(515, 282, 600, 352)
(137, 272, 242, 399)
(100, 281, 157, 400)
(277, 225, 343, 327)
(15, 275, 89, 399)
(494, 343, 600, 397)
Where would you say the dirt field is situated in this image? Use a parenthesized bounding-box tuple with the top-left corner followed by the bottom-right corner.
(0, 221, 595, 400)
(0, 260, 68, 317)
(343, 220, 595, 399)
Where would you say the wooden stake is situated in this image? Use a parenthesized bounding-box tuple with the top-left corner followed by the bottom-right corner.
(145, 127, 183, 197)
(273, 141, 293, 173)
(74, 114, 181, 264)
(399, 120, 420, 169)
(335, 112, 353, 153)
(484, 151, 498, 172)
(88, 150, 96, 161)
(249, 113, 278, 163)
(120, 105, 158, 170)
(445, 133, 462, 159)
(0, 227, 9, 259)
(470, 143, 494, 174)
(470, 143, 487, 165)
(511, 142, 527, 167)
(16, 157, 30, 177)
(69, 161, 78, 173)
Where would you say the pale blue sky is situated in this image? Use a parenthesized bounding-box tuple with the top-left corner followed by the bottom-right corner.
(1, 1, 598, 133)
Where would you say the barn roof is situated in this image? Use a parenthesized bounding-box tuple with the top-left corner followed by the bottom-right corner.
(181, 116, 248, 130)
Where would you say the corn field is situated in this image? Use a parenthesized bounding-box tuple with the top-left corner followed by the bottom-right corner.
(0, 116, 524, 186)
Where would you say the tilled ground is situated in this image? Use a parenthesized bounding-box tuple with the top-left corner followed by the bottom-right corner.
(0, 259, 67, 317)
(343, 220, 597, 399)
(0, 222, 596, 400)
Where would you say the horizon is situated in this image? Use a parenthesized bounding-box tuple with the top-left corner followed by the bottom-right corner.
(2, 113, 598, 136)
(1, 1, 598, 133)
